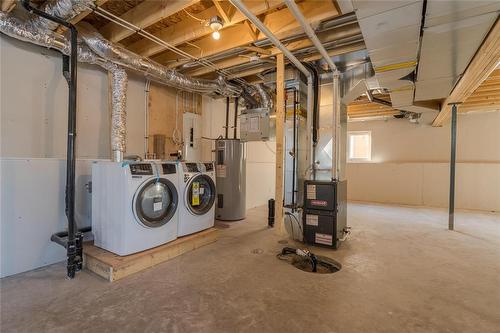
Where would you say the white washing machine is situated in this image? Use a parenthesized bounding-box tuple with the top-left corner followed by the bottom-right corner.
(91, 161, 179, 256)
(178, 162, 216, 236)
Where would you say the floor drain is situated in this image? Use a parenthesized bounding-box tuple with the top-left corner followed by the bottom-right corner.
(251, 248, 264, 254)
(277, 250, 341, 274)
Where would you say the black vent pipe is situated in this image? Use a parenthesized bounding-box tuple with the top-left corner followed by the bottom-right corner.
(22, 0, 81, 279)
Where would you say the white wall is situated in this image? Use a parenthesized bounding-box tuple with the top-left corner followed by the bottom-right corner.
(0, 35, 146, 277)
(347, 111, 500, 211)
(202, 84, 500, 213)
(201, 97, 276, 209)
(1, 35, 146, 159)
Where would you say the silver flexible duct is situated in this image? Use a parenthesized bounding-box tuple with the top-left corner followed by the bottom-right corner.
(26, 0, 95, 31)
(105, 62, 128, 161)
(0, 11, 127, 160)
(256, 83, 273, 110)
(0, 12, 102, 65)
(1, 6, 264, 160)
(77, 22, 242, 97)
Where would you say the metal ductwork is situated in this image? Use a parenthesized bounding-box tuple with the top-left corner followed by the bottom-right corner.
(346, 0, 499, 115)
(348, 0, 438, 114)
(76, 23, 242, 97)
(0, 3, 253, 160)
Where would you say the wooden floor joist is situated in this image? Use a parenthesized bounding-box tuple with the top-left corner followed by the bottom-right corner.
(84, 228, 218, 282)
(432, 19, 500, 126)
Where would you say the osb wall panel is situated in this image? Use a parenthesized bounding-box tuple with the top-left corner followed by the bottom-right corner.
(148, 83, 202, 159)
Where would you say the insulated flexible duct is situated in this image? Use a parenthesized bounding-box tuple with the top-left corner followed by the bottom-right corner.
(0, 11, 128, 159)
(105, 62, 128, 160)
(256, 83, 273, 110)
(77, 22, 242, 96)
(0, 5, 265, 158)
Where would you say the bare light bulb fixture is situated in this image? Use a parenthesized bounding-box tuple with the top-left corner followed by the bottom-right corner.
(209, 16, 223, 40)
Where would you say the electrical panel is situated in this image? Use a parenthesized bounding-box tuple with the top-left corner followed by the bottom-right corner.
(239, 108, 271, 141)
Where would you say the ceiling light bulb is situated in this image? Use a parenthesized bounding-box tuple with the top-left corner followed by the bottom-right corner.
(212, 31, 221, 40)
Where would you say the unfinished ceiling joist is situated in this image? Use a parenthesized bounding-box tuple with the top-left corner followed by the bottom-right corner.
(100, 0, 200, 43)
(182, 22, 362, 77)
(1, 0, 17, 12)
(127, 0, 285, 58)
(432, 19, 500, 127)
(159, 0, 339, 68)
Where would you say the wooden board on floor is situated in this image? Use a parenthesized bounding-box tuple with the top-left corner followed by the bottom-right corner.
(83, 228, 218, 282)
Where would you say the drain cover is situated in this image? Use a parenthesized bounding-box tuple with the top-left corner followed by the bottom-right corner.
(251, 248, 264, 254)
(278, 254, 341, 274)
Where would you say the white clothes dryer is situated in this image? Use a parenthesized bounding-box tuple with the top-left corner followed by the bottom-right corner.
(91, 161, 179, 256)
(177, 162, 216, 236)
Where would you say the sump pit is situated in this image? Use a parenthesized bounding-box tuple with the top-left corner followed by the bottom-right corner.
(277, 248, 341, 274)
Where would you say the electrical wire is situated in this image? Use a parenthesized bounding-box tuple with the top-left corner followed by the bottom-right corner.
(285, 211, 303, 233)
(85, 4, 251, 88)
(285, 211, 303, 240)
(183, 9, 206, 23)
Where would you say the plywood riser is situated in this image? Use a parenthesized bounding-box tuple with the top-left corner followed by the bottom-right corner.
(83, 228, 218, 282)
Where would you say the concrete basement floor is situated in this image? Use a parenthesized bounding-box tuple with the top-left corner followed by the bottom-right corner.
(1, 203, 500, 332)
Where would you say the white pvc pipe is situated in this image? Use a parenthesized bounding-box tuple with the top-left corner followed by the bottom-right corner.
(230, 0, 310, 78)
(284, 0, 338, 72)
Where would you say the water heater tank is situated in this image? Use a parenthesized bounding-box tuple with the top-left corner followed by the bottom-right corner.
(215, 139, 246, 221)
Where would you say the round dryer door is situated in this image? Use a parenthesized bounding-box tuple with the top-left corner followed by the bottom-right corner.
(134, 179, 178, 228)
(186, 174, 216, 215)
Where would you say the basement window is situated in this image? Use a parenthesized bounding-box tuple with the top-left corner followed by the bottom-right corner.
(348, 131, 371, 162)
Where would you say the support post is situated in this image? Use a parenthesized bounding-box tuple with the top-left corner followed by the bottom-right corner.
(275, 53, 286, 236)
(448, 103, 459, 230)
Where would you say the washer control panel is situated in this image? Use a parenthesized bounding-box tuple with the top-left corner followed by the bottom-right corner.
(162, 163, 177, 175)
(129, 163, 153, 175)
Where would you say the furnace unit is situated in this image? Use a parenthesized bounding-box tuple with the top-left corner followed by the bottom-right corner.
(303, 180, 347, 249)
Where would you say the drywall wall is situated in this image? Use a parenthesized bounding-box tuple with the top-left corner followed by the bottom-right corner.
(0, 158, 96, 278)
(0, 35, 146, 277)
(346, 111, 500, 211)
(348, 111, 500, 163)
(201, 97, 276, 209)
(1, 35, 145, 159)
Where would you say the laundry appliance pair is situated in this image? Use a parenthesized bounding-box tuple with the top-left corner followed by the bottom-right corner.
(91, 161, 216, 256)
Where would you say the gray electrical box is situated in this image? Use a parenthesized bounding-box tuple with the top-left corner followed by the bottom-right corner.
(239, 108, 271, 141)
